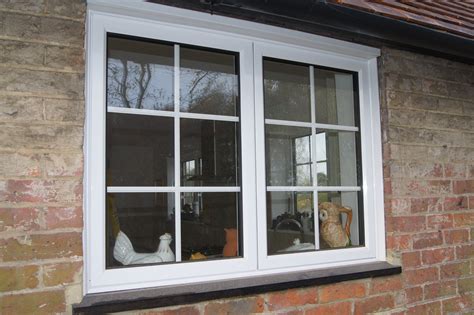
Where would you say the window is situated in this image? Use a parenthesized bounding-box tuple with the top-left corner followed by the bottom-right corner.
(85, 3, 384, 294)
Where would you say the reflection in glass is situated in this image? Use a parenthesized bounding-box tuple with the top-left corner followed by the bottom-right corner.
(265, 125, 312, 186)
(181, 192, 240, 261)
(107, 37, 174, 111)
(267, 191, 315, 255)
(315, 68, 356, 126)
(107, 113, 174, 186)
(315, 130, 359, 187)
(264, 59, 311, 122)
(318, 191, 363, 249)
(181, 119, 238, 186)
(106, 193, 175, 268)
(180, 47, 238, 116)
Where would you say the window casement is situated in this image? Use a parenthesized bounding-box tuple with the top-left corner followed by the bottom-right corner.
(85, 2, 385, 294)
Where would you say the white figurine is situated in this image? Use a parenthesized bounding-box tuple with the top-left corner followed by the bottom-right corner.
(278, 238, 315, 252)
(113, 231, 175, 265)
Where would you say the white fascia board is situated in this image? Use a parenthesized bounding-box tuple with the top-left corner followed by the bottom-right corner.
(87, 0, 380, 60)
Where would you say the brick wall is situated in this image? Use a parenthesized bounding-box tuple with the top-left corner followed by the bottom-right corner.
(0, 1, 85, 314)
(0, 2, 473, 314)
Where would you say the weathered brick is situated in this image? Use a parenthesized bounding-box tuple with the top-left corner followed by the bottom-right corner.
(389, 126, 464, 147)
(0, 207, 41, 232)
(455, 244, 474, 259)
(410, 197, 442, 213)
(401, 251, 421, 268)
(421, 248, 455, 265)
(458, 278, 474, 294)
(44, 0, 86, 19)
(0, 265, 38, 292)
(0, 232, 82, 262)
(453, 212, 474, 227)
(444, 229, 469, 245)
(442, 295, 473, 314)
(388, 198, 410, 215)
(0, 96, 44, 122)
(426, 214, 453, 229)
(405, 286, 423, 304)
(0, 152, 42, 177)
(204, 297, 264, 314)
(385, 73, 422, 92)
(412, 231, 443, 249)
(0, 0, 45, 13)
(43, 206, 82, 229)
(0, 124, 83, 150)
(386, 235, 411, 250)
(421, 79, 449, 97)
(391, 180, 451, 197)
(389, 109, 472, 131)
(386, 216, 425, 233)
(453, 180, 474, 194)
(266, 288, 317, 310)
(369, 276, 402, 294)
(44, 46, 84, 71)
(319, 281, 365, 303)
(44, 99, 84, 122)
(0, 68, 84, 98)
(43, 261, 82, 287)
(1, 290, 66, 314)
(305, 301, 352, 315)
(354, 294, 394, 315)
(386, 90, 463, 114)
(0, 40, 45, 67)
(406, 301, 441, 315)
(440, 261, 471, 279)
(444, 164, 467, 178)
(444, 196, 468, 211)
(424, 280, 457, 300)
(0, 179, 82, 203)
(138, 306, 200, 315)
(404, 267, 438, 285)
(43, 153, 83, 177)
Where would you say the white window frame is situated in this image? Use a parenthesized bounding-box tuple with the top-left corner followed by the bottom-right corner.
(85, 0, 385, 295)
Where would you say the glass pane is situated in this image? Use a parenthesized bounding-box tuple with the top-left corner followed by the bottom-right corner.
(318, 191, 363, 249)
(265, 125, 312, 186)
(107, 37, 174, 111)
(267, 191, 315, 255)
(264, 59, 311, 122)
(315, 68, 356, 126)
(107, 193, 175, 268)
(181, 119, 238, 186)
(315, 130, 360, 187)
(107, 113, 174, 186)
(181, 192, 240, 261)
(180, 47, 238, 116)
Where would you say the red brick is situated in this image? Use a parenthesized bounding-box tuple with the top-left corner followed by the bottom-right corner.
(442, 295, 473, 314)
(412, 231, 443, 249)
(426, 214, 453, 229)
(458, 277, 474, 294)
(453, 180, 474, 194)
(0, 265, 39, 292)
(423, 280, 457, 299)
(384, 179, 392, 194)
(443, 196, 468, 211)
(444, 228, 469, 244)
(369, 276, 403, 294)
(0, 232, 82, 262)
(43, 261, 82, 287)
(354, 294, 394, 315)
(401, 251, 421, 268)
(305, 301, 352, 315)
(0, 208, 41, 232)
(44, 206, 82, 229)
(0, 179, 82, 203)
(389, 198, 410, 216)
(444, 163, 466, 178)
(319, 281, 366, 303)
(140, 306, 200, 315)
(204, 297, 264, 314)
(0, 290, 65, 315)
(440, 261, 471, 279)
(266, 288, 317, 310)
(386, 235, 411, 250)
(421, 248, 455, 265)
(404, 267, 438, 285)
(405, 286, 423, 304)
(455, 244, 474, 259)
(386, 216, 425, 233)
(406, 301, 441, 315)
(453, 212, 474, 227)
(410, 197, 442, 213)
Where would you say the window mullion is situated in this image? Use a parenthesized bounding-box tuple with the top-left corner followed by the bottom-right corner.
(174, 44, 182, 262)
(309, 65, 320, 250)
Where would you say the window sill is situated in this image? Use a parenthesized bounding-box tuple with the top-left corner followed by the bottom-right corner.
(73, 261, 401, 314)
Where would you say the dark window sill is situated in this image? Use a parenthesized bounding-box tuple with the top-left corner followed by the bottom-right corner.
(73, 261, 401, 314)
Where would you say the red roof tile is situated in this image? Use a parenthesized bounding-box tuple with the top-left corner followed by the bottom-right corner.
(331, 0, 474, 39)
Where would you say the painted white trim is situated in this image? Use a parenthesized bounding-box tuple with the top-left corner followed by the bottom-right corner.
(84, 2, 385, 294)
(173, 43, 182, 262)
(265, 119, 359, 132)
